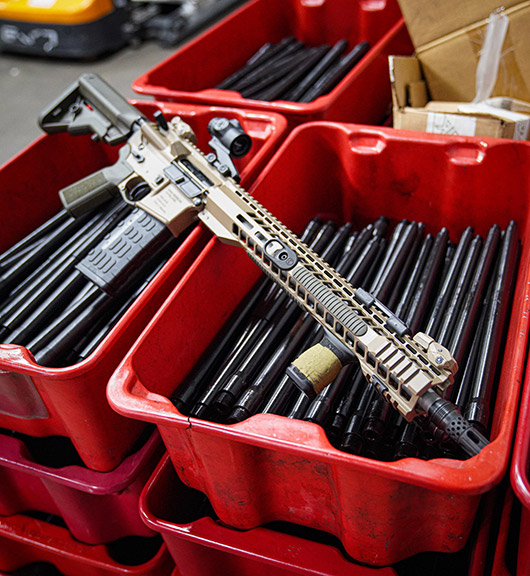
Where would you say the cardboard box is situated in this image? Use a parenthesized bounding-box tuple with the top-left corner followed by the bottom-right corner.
(390, 55, 530, 139)
(397, 0, 530, 103)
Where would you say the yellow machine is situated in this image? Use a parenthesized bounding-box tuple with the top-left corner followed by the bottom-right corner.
(0, 0, 246, 58)
(0, 0, 129, 58)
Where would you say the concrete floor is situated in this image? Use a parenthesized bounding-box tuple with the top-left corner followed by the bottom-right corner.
(0, 0, 247, 167)
(0, 41, 177, 166)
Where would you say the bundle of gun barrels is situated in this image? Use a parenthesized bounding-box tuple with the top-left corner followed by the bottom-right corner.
(172, 216, 520, 461)
(216, 36, 370, 102)
(0, 202, 184, 368)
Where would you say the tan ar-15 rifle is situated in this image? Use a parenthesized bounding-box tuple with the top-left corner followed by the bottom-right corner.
(39, 73, 488, 457)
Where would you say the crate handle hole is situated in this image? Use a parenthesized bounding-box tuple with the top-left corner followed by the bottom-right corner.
(446, 142, 487, 165)
(349, 132, 387, 154)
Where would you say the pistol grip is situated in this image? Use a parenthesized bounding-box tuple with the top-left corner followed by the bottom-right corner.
(60, 155, 133, 217)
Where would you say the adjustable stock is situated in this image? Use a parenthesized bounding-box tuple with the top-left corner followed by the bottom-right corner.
(39, 73, 143, 145)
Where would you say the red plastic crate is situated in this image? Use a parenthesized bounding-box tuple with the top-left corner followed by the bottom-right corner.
(143, 456, 495, 576)
(0, 100, 285, 472)
(0, 513, 174, 576)
(467, 490, 501, 576)
(464, 484, 512, 576)
(491, 485, 516, 576)
(108, 123, 530, 565)
(140, 453, 398, 576)
(511, 342, 530, 576)
(0, 429, 163, 545)
(132, 0, 411, 127)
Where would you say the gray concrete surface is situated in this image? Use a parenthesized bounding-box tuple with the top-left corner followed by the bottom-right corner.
(0, 42, 176, 166)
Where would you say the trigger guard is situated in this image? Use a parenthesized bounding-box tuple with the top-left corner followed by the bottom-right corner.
(122, 176, 152, 205)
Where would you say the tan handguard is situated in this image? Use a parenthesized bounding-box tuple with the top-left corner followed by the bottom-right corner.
(287, 321, 457, 422)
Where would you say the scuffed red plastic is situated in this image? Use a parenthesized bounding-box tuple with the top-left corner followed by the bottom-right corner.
(0, 513, 175, 576)
(491, 485, 516, 576)
(141, 454, 399, 576)
(511, 341, 530, 575)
